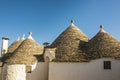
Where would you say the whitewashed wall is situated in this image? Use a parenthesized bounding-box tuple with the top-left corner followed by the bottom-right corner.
(1, 62, 48, 80)
(49, 58, 120, 80)
(2, 64, 26, 80)
(1, 58, 120, 80)
(26, 62, 49, 80)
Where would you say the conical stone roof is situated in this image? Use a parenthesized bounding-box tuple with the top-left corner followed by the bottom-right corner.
(1, 37, 24, 62)
(51, 20, 89, 62)
(6, 32, 43, 65)
(85, 25, 120, 59)
(7, 34, 26, 54)
(7, 40, 23, 54)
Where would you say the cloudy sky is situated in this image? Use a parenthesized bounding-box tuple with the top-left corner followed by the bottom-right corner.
(0, 0, 120, 46)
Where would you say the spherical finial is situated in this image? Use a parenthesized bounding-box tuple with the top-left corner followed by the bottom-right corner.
(99, 25, 106, 32)
(29, 32, 32, 35)
(100, 25, 103, 29)
(71, 20, 74, 24)
(28, 32, 34, 40)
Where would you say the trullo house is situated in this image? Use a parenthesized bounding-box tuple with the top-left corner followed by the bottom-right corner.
(0, 20, 120, 80)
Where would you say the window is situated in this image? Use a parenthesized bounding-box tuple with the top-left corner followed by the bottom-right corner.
(104, 61, 111, 69)
(26, 66, 31, 73)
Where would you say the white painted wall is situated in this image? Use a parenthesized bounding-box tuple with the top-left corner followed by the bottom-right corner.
(2, 64, 26, 80)
(26, 62, 49, 80)
(1, 63, 48, 80)
(49, 58, 120, 80)
(1, 58, 120, 80)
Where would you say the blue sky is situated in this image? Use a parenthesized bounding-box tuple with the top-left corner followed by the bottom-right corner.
(0, 0, 120, 46)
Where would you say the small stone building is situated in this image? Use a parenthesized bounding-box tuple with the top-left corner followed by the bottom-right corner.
(0, 20, 120, 80)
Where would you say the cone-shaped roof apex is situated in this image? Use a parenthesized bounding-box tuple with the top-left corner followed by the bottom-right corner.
(51, 20, 89, 62)
(51, 20, 89, 47)
(85, 25, 120, 59)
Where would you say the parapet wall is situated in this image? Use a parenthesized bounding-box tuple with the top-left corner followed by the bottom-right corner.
(49, 58, 120, 80)
(1, 58, 120, 80)
(26, 62, 49, 80)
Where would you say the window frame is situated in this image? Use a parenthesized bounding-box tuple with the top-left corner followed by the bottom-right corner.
(103, 61, 111, 70)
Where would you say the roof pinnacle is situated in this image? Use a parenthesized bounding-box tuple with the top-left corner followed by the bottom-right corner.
(29, 32, 32, 35)
(71, 20, 74, 23)
(99, 25, 106, 33)
(17, 36, 20, 41)
(100, 25, 103, 29)
(70, 20, 75, 26)
(21, 34, 25, 40)
(28, 32, 34, 40)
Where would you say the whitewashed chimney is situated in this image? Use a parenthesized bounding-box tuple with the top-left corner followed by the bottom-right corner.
(1, 37, 9, 55)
